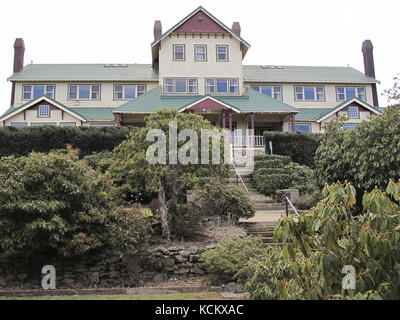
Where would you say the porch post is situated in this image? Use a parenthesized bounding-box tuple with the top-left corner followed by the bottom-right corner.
(116, 113, 121, 126)
(250, 112, 255, 147)
(222, 112, 226, 129)
(291, 113, 296, 132)
(228, 112, 232, 143)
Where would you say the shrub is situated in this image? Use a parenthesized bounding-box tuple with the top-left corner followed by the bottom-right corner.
(315, 105, 400, 194)
(254, 159, 285, 171)
(202, 237, 265, 284)
(284, 162, 315, 194)
(0, 148, 152, 257)
(253, 168, 286, 179)
(83, 150, 114, 173)
(168, 201, 204, 241)
(264, 131, 320, 168)
(200, 180, 256, 220)
(0, 126, 138, 158)
(254, 173, 291, 196)
(254, 154, 291, 164)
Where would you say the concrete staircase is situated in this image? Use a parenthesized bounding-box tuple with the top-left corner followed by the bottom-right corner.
(229, 167, 284, 245)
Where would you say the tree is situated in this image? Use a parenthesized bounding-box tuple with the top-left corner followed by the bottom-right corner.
(108, 109, 230, 241)
(382, 73, 400, 104)
(274, 180, 400, 300)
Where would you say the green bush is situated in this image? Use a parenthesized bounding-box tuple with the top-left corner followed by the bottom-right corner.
(200, 180, 256, 220)
(254, 159, 285, 171)
(253, 168, 286, 179)
(168, 201, 204, 241)
(315, 105, 400, 194)
(264, 132, 320, 168)
(254, 173, 291, 195)
(202, 237, 265, 284)
(284, 162, 315, 194)
(254, 154, 291, 164)
(83, 150, 114, 173)
(0, 148, 152, 257)
(0, 126, 138, 158)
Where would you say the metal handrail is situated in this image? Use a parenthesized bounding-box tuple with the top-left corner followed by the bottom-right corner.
(285, 196, 299, 216)
(232, 162, 249, 194)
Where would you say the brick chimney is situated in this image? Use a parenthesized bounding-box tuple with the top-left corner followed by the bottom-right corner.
(154, 20, 162, 41)
(232, 22, 241, 37)
(362, 40, 379, 107)
(13, 38, 25, 73)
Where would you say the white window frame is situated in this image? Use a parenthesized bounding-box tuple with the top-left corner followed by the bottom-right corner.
(10, 122, 27, 127)
(206, 78, 239, 94)
(113, 84, 147, 100)
(173, 44, 185, 61)
(294, 86, 325, 101)
(163, 78, 198, 94)
(194, 44, 207, 61)
(348, 106, 359, 119)
(216, 45, 229, 62)
(38, 104, 50, 118)
(90, 123, 115, 128)
(30, 122, 57, 126)
(60, 122, 76, 127)
(343, 123, 357, 130)
(289, 123, 311, 133)
(68, 84, 101, 100)
(251, 85, 283, 100)
(336, 86, 366, 102)
(22, 84, 55, 100)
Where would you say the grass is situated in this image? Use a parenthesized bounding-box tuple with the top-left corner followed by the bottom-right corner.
(0, 292, 232, 300)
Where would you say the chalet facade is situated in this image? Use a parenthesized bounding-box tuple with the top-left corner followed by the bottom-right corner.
(0, 6, 382, 148)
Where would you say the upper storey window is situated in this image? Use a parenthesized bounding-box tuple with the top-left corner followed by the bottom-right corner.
(295, 86, 325, 101)
(23, 85, 54, 100)
(251, 86, 282, 100)
(173, 44, 185, 61)
(114, 84, 146, 100)
(68, 85, 100, 100)
(164, 78, 198, 94)
(195, 45, 207, 61)
(216, 45, 228, 62)
(336, 87, 366, 101)
(206, 78, 238, 94)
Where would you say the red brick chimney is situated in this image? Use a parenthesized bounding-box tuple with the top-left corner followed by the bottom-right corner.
(13, 38, 25, 73)
(154, 20, 162, 41)
(362, 40, 379, 107)
(232, 22, 241, 37)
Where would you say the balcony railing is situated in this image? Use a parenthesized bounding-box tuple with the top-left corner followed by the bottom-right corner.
(232, 134, 264, 147)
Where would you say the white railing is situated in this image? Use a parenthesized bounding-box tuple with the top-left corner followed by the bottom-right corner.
(232, 135, 264, 147)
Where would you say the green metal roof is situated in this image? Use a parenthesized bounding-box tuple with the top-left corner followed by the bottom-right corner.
(115, 86, 297, 113)
(151, 6, 250, 48)
(243, 65, 379, 84)
(295, 108, 330, 121)
(8, 64, 159, 82)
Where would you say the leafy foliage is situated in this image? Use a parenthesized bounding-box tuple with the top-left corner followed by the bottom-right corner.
(382, 73, 400, 104)
(273, 180, 400, 299)
(83, 150, 114, 173)
(264, 131, 320, 168)
(315, 106, 400, 193)
(254, 159, 286, 171)
(253, 154, 291, 164)
(284, 162, 315, 194)
(0, 147, 152, 257)
(254, 173, 291, 196)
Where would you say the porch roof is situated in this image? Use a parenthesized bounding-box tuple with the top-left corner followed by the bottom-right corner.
(114, 86, 298, 114)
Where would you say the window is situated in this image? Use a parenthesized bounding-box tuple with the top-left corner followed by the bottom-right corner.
(206, 78, 239, 94)
(38, 104, 50, 118)
(251, 86, 282, 100)
(22, 85, 55, 100)
(60, 122, 76, 127)
(173, 44, 185, 61)
(336, 87, 366, 101)
(10, 122, 27, 127)
(90, 123, 114, 128)
(195, 45, 207, 61)
(30, 123, 56, 126)
(216, 45, 228, 61)
(68, 85, 101, 100)
(343, 123, 357, 130)
(348, 106, 359, 119)
(114, 84, 147, 100)
(163, 78, 197, 94)
(289, 123, 311, 133)
(295, 86, 325, 101)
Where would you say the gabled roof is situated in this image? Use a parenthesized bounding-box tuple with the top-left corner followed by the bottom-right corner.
(8, 64, 159, 82)
(295, 108, 331, 121)
(316, 97, 383, 123)
(114, 86, 297, 114)
(151, 6, 250, 49)
(0, 95, 86, 122)
(0, 95, 116, 122)
(243, 65, 380, 84)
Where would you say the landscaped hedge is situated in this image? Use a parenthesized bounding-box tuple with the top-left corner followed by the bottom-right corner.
(0, 126, 138, 157)
(254, 173, 291, 196)
(254, 159, 286, 171)
(253, 154, 291, 164)
(264, 132, 320, 168)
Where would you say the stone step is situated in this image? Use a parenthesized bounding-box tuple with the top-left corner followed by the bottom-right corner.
(254, 204, 283, 211)
(262, 237, 275, 243)
(248, 231, 275, 237)
(243, 221, 278, 227)
(251, 199, 278, 204)
(246, 226, 276, 232)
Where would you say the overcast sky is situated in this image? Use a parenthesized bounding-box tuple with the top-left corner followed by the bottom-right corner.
(0, 0, 399, 115)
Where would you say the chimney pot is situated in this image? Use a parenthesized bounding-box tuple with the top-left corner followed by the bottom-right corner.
(154, 20, 162, 41)
(232, 22, 241, 37)
(13, 38, 25, 73)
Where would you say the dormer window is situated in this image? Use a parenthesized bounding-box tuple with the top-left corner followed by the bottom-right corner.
(173, 44, 185, 61)
(216, 45, 228, 62)
(195, 45, 207, 61)
(38, 104, 50, 118)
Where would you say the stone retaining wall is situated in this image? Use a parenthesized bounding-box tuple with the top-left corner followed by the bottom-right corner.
(0, 243, 215, 289)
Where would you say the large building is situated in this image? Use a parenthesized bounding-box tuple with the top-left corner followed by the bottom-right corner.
(0, 6, 382, 148)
